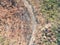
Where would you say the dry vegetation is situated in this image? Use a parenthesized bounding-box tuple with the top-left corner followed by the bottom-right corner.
(0, 0, 60, 45)
(0, 0, 32, 45)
